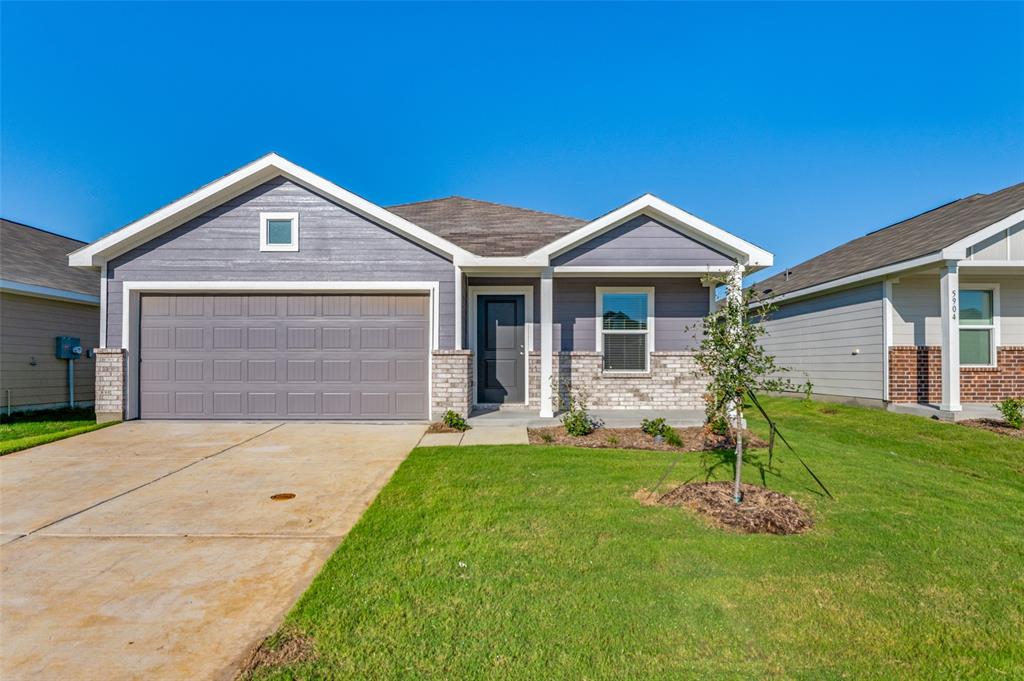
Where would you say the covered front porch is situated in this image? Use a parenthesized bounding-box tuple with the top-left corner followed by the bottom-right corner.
(886, 259, 1023, 418)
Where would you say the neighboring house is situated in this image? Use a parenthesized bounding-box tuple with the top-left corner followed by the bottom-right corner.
(68, 153, 771, 423)
(1, 219, 100, 412)
(755, 182, 1024, 419)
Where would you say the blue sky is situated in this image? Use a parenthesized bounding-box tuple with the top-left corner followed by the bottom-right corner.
(2, 2, 1022, 281)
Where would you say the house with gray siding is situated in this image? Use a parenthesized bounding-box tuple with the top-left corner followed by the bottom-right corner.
(68, 153, 771, 423)
(2, 219, 100, 412)
(755, 182, 1024, 419)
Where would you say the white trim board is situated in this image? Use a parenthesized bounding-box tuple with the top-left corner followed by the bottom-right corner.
(0, 279, 100, 305)
(118, 280, 441, 421)
(69, 153, 475, 267)
(467, 285, 534, 407)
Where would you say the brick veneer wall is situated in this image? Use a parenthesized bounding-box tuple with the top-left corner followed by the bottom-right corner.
(528, 351, 706, 410)
(888, 346, 1024, 403)
(94, 348, 127, 423)
(431, 350, 473, 418)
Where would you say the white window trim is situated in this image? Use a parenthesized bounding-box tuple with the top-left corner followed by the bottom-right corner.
(467, 285, 533, 406)
(959, 283, 1000, 368)
(260, 212, 299, 252)
(595, 286, 655, 373)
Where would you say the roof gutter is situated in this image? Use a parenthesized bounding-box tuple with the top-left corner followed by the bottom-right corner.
(0, 279, 101, 305)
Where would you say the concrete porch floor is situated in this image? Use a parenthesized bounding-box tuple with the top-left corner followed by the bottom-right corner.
(466, 408, 705, 428)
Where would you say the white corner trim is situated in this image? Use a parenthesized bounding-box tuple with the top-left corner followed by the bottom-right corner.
(467, 285, 534, 406)
(454, 266, 463, 350)
(539, 269, 554, 417)
(0, 278, 100, 305)
(882, 279, 893, 401)
(259, 212, 299, 252)
(99, 264, 108, 346)
(69, 153, 475, 267)
(595, 285, 655, 372)
(532, 194, 773, 268)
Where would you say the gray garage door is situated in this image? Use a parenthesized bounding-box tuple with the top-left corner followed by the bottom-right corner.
(138, 294, 430, 420)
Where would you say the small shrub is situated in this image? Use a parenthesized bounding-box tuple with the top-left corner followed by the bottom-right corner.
(663, 426, 683, 448)
(641, 417, 669, 437)
(802, 380, 814, 403)
(540, 432, 555, 444)
(995, 397, 1024, 429)
(606, 435, 620, 446)
(559, 385, 601, 436)
(442, 409, 470, 432)
(709, 416, 730, 436)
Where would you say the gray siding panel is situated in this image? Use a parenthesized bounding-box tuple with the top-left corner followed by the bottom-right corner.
(106, 178, 456, 349)
(761, 283, 884, 400)
(552, 216, 735, 267)
(553, 277, 709, 352)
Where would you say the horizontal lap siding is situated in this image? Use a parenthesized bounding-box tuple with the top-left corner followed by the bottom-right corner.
(553, 277, 709, 352)
(0, 292, 99, 408)
(761, 284, 884, 399)
(552, 216, 735, 267)
(893, 274, 1024, 346)
(106, 177, 456, 349)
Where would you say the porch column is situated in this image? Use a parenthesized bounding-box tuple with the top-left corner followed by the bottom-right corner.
(939, 260, 962, 412)
(453, 265, 463, 350)
(539, 267, 554, 417)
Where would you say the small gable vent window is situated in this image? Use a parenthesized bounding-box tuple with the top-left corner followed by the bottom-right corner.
(260, 212, 299, 252)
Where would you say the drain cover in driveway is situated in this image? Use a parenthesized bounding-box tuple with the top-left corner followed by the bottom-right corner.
(270, 493, 296, 501)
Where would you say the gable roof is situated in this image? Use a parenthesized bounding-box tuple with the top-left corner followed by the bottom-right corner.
(756, 182, 1024, 299)
(69, 153, 475, 267)
(388, 196, 586, 257)
(1, 219, 99, 300)
(68, 152, 772, 271)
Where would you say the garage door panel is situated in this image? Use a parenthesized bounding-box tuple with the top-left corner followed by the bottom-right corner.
(139, 294, 428, 419)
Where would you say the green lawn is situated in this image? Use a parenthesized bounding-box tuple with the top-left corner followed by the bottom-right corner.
(0, 407, 112, 455)
(253, 399, 1024, 680)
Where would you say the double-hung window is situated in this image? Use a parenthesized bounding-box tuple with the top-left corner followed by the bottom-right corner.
(260, 212, 299, 252)
(597, 287, 654, 372)
(959, 286, 998, 367)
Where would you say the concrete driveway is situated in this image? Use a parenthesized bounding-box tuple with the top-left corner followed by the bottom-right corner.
(0, 420, 424, 680)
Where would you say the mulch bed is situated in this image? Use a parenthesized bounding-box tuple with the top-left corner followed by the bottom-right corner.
(237, 629, 317, 680)
(636, 481, 813, 535)
(528, 426, 767, 452)
(959, 419, 1024, 439)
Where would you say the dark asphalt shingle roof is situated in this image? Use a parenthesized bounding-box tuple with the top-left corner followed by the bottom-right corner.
(388, 196, 586, 257)
(756, 182, 1024, 298)
(1, 219, 99, 296)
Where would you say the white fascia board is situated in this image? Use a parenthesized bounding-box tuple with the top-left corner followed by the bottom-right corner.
(958, 259, 1024, 268)
(553, 265, 733, 276)
(119, 280, 439, 293)
(69, 153, 473, 268)
(531, 194, 774, 267)
(941, 209, 1024, 259)
(760, 252, 944, 305)
(0, 279, 100, 305)
(454, 254, 549, 268)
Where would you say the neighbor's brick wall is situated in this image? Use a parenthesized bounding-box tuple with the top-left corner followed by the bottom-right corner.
(529, 351, 706, 410)
(431, 350, 473, 418)
(94, 348, 127, 423)
(888, 346, 1024, 403)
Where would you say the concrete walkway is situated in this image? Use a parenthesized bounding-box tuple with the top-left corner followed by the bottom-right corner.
(419, 425, 529, 447)
(0, 421, 423, 680)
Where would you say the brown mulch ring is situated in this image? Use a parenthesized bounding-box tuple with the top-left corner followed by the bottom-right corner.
(635, 481, 813, 535)
(237, 628, 317, 680)
(528, 426, 767, 452)
(959, 419, 1024, 439)
(426, 421, 468, 434)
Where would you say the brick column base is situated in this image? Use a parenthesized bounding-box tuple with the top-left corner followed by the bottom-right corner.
(431, 350, 473, 418)
(94, 348, 127, 423)
(888, 345, 1024, 403)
